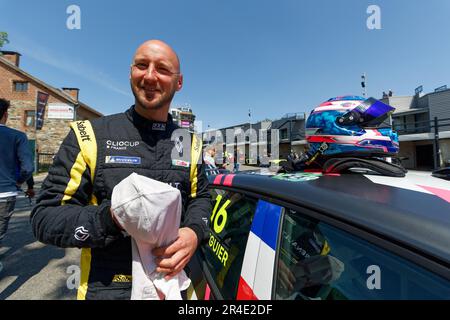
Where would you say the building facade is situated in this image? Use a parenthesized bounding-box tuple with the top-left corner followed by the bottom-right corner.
(203, 112, 306, 165)
(0, 51, 102, 169)
(382, 89, 450, 170)
(271, 112, 307, 157)
(170, 105, 196, 131)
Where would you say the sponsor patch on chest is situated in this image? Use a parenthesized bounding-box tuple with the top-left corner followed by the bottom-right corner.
(105, 156, 141, 165)
(172, 159, 190, 168)
(106, 140, 140, 150)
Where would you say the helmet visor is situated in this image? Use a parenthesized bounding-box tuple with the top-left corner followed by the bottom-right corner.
(338, 97, 395, 128)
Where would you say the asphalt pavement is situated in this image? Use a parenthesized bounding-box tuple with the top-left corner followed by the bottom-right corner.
(0, 174, 79, 300)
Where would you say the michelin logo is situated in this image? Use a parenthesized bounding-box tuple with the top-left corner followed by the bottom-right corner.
(105, 156, 141, 164)
(74, 226, 90, 241)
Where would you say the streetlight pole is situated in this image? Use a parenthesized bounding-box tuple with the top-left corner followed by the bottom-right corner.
(361, 73, 367, 97)
(248, 108, 252, 164)
(248, 108, 252, 134)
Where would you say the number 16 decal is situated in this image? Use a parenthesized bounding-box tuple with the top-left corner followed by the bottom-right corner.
(211, 195, 230, 234)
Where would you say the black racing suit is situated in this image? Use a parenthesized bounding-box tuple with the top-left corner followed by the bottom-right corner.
(31, 107, 211, 300)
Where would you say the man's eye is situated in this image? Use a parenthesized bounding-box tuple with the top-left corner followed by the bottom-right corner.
(135, 63, 148, 70)
(157, 67, 171, 75)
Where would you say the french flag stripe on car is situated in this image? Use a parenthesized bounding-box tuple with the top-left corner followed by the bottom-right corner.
(251, 200, 281, 250)
(237, 277, 258, 300)
(253, 240, 277, 299)
(238, 200, 282, 300)
(239, 232, 260, 297)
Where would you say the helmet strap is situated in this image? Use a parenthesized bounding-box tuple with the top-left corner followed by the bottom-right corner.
(306, 142, 328, 166)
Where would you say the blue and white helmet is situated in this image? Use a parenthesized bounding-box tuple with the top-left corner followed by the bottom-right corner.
(305, 95, 399, 158)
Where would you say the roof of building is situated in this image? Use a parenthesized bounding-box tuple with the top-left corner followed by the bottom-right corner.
(382, 88, 450, 116)
(381, 95, 416, 113)
(0, 51, 21, 56)
(423, 88, 450, 98)
(0, 54, 103, 117)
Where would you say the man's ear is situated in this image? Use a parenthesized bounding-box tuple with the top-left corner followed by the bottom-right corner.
(176, 74, 183, 91)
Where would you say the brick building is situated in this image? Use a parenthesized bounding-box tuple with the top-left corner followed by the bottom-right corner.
(0, 50, 102, 165)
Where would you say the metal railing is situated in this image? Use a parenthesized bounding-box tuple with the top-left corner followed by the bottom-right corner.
(431, 117, 450, 169)
(393, 119, 431, 134)
(393, 117, 450, 169)
(393, 117, 450, 135)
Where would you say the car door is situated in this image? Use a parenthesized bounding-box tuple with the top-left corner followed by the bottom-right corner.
(239, 200, 283, 300)
(273, 206, 450, 300)
(188, 187, 258, 299)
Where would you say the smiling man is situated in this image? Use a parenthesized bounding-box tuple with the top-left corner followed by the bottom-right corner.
(131, 40, 183, 120)
(31, 40, 211, 300)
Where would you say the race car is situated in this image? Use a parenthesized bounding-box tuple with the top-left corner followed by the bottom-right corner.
(186, 169, 450, 300)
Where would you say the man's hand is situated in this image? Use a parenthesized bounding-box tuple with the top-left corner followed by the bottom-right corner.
(25, 188, 35, 198)
(152, 227, 198, 280)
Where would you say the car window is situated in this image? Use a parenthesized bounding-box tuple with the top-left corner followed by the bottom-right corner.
(202, 188, 257, 299)
(275, 209, 450, 300)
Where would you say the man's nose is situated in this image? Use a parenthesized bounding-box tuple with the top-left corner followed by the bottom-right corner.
(143, 66, 158, 81)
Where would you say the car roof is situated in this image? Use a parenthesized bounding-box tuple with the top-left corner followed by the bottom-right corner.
(208, 170, 450, 265)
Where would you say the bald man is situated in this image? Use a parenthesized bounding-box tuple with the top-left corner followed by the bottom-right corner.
(31, 40, 211, 300)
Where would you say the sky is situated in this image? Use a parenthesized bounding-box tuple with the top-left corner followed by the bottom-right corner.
(1, 0, 450, 130)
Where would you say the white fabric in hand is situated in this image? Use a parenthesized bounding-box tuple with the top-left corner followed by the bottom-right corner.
(111, 172, 191, 300)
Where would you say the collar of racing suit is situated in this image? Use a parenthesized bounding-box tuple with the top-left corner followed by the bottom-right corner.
(126, 106, 176, 134)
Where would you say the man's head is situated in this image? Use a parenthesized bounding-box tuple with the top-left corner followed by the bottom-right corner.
(205, 145, 216, 157)
(130, 40, 183, 121)
(0, 98, 10, 124)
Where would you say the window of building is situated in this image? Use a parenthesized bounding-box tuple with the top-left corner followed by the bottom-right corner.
(393, 116, 405, 133)
(24, 110, 35, 127)
(202, 189, 258, 299)
(13, 81, 29, 92)
(415, 113, 430, 132)
(280, 128, 288, 140)
(275, 209, 450, 300)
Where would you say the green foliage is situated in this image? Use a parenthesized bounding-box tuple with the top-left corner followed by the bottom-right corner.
(0, 32, 9, 50)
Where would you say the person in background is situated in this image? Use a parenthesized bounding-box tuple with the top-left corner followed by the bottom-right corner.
(0, 98, 34, 273)
(203, 145, 220, 175)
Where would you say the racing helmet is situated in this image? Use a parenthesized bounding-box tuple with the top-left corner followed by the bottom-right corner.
(305, 95, 399, 159)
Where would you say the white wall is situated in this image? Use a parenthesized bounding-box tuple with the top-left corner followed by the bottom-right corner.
(439, 139, 450, 167)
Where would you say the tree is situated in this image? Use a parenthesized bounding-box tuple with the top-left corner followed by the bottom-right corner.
(0, 32, 9, 51)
